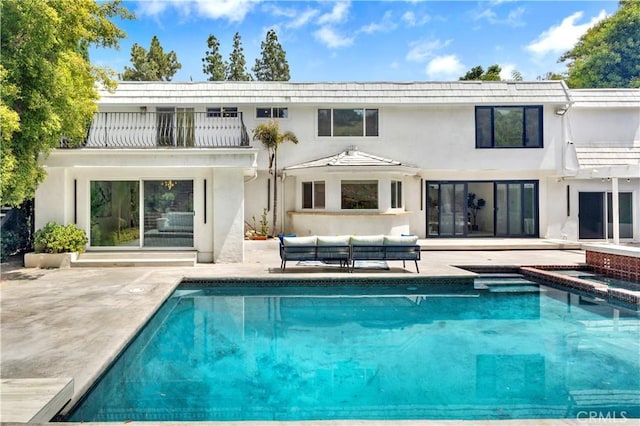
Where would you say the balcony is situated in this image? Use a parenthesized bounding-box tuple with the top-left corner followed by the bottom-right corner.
(63, 111, 250, 149)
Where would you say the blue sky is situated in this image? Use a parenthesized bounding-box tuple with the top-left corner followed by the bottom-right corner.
(91, 0, 618, 82)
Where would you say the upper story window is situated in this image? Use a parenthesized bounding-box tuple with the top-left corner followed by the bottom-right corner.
(475, 106, 542, 148)
(207, 107, 238, 118)
(256, 107, 288, 119)
(341, 180, 378, 209)
(318, 108, 379, 137)
(302, 181, 325, 209)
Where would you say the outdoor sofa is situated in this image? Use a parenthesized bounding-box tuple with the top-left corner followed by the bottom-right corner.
(279, 234, 421, 272)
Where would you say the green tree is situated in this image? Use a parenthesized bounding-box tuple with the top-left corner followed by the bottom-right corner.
(0, 0, 132, 206)
(227, 32, 252, 81)
(560, 0, 640, 88)
(252, 120, 298, 235)
(121, 35, 181, 81)
(252, 29, 290, 81)
(459, 64, 502, 81)
(202, 34, 226, 81)
(537, 71, 566, 81)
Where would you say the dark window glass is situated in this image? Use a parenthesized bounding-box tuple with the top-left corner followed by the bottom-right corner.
(525, 107, 540, 147)
(256, 108, 271, 118)
(314, 182, 325, 208)
(365, 109, 379, 136)
(475, 107, 492, 148)
(223, 107, 238, 118)
(341, 180, 378, 209)
(273, 107, 288, 118)
(391, 180, 402, 208)
(206, 107, 221, 118)
(302, 182, 313, 209)
(333, 109, 363, 136)
(494, 107, 524, 147)
(318, 109, 331, 136)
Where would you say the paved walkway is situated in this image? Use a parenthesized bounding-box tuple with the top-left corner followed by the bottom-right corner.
(0, 241, 588, 424)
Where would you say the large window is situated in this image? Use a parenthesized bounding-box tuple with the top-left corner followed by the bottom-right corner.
(302, 181, 325, 209)
(476, 106, 542, 148)
(318, 108, 379, 137)
(341, 180, 378, 209)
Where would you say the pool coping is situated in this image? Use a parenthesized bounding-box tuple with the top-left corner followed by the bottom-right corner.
(3, 246, 635, 425)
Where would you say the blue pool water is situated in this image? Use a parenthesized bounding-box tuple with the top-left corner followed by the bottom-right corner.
(67, 278, 640, 422)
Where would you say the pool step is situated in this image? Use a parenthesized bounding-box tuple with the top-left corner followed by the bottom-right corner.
(72, 251, 197, 267)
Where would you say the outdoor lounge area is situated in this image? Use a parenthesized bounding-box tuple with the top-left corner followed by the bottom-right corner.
(279, 234, 421, 272)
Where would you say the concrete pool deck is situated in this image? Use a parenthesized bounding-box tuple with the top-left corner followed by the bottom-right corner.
(0, 240, 604, 425)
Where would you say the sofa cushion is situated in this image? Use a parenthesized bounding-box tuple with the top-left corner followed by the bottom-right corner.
(384, 235, 419, 246)
(350, 235, 384, 246)
(317, 236, 350, 246)
(283, 236, 317, 246)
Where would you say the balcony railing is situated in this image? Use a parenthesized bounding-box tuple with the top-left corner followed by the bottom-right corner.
(62, 111, 250, 149)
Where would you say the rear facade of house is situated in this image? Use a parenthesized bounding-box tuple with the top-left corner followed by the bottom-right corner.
(35, 81, 640, 262)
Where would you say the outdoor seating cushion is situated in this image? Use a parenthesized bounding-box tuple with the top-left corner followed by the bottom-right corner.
(350, 235, 384, 246)
(317, 236, 350, 246)
(283, 236, 317, 246)
(383, 235, 419, 245)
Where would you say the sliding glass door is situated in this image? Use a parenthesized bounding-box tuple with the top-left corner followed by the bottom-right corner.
(579, 192, 633, 239)
(495, 182, 537, 237)
(90, 179, 194, 248)
(427, 180, 538, 238)
(427, 182, 468, 237)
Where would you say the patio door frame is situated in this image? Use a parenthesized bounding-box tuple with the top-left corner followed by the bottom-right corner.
(426, 180, 539, 238)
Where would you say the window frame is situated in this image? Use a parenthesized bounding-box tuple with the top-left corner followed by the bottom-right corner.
(391, 180, 403, 209)
(341, 179, 379, 210)
(206, 107, 238, 118)
(317, 108, 379, 137)
(475, 105, 543, 148)
(302, 181, 325, 209)
(256, 107, 288, 119)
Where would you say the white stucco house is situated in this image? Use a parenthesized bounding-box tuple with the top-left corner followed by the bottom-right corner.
(34, 81, 640, 262)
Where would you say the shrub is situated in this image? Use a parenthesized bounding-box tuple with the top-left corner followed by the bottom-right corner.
(33, 222, 88, 254)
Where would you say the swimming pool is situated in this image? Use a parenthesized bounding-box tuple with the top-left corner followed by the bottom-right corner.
(66, 277, 640, 422)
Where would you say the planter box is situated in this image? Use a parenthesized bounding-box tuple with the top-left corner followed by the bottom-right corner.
(24, 252, 78, 269)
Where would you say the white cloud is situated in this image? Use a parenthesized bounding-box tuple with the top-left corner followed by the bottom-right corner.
(359, 10, 396, 34)
(401, 11, 430, 27)
(194, 0, 255, 23)
(526, 10, 607, 57)
(499, 63, 517, 80)
(474, 6, 525, 27)
(425, 55, 465, 80)
(406, 39, 451, 63)
(136, 0, 256, 23)
(314, 26, 354, 49)
(318, 1, 350, 25)
(287, 8, 320, 29)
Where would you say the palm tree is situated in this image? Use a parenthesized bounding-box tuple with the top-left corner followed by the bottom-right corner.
(252, 120, 298, 235)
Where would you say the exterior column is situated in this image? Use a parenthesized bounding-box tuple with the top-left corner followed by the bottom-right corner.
(212, 168, 245, 263)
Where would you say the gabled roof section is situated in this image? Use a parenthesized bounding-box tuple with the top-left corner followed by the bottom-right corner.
(98, 81, 572, 106)
(569, 89, 640, 108)
(285, 148, 418, 172)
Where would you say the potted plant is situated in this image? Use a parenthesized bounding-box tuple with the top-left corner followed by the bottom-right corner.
(467, 193, 486, 231)
(247, 208, 270, 240)
(24, 222, 88, 268)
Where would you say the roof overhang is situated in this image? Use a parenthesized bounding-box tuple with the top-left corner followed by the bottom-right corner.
(41, 148, 258, 175)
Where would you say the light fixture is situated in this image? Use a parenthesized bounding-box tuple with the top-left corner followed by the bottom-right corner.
(163, 180, 176, 190)
(555, 106, 568, 116)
